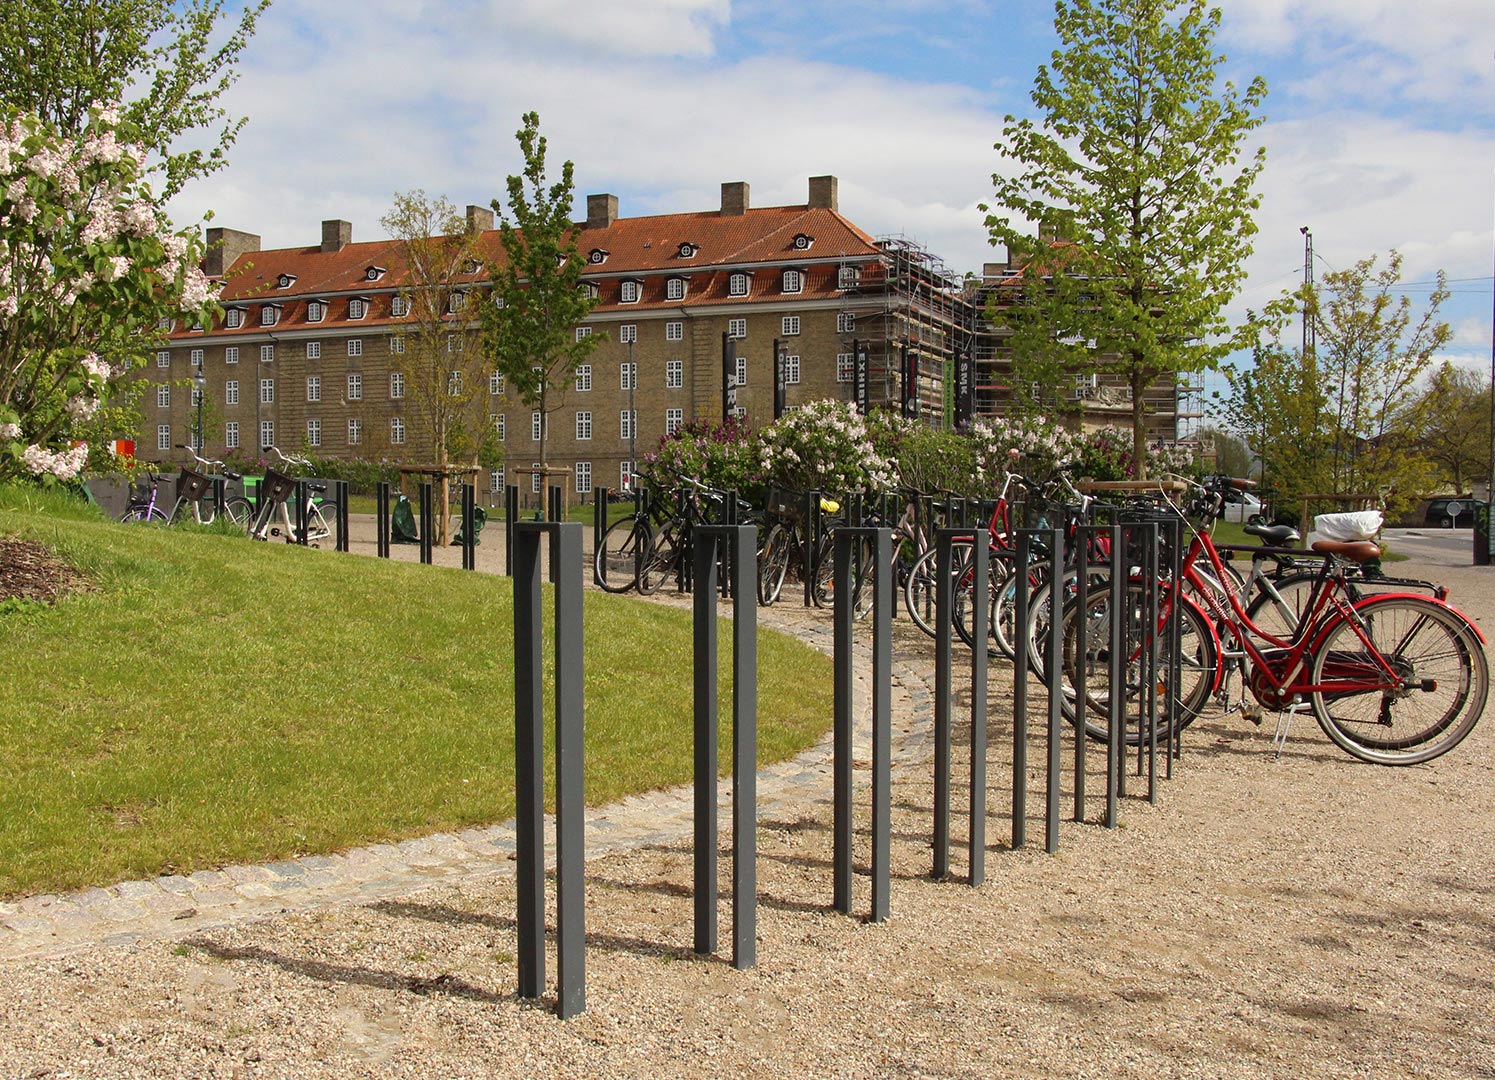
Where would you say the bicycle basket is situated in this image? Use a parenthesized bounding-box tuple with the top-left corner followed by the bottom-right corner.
(767, 488, 805, 523)
(175, 468, 210, 503)
(260, 468, 298, 505)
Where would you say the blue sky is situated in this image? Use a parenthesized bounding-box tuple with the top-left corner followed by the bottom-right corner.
(168, 0, 1495, 406)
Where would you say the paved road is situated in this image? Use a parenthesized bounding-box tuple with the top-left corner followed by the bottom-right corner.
(1384, 527, 1486, 568)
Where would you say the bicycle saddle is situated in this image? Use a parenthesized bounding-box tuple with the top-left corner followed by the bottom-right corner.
(1310, 539, 1381, 562)
(1244, 522, 1299, 545)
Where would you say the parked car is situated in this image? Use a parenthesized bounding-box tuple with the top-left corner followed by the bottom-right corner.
(1221, 488, 1264, 524)
(1425, 497, 1485, 528)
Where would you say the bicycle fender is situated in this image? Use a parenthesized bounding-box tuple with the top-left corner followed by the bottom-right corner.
(1312, 593, 1489, 654)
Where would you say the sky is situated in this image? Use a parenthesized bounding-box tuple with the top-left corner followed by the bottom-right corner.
(166, 0, 1495, 406)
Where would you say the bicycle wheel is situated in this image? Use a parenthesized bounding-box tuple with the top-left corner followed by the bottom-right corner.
(1244, 571, 1320, 643)
(223, 497, 255, 533)
(992, 559, 1054, 662)
(309, 503, 339, 548)
(1061, 581, 1220, 744)
(1310, 595, 1487, 766)
(903, 542, 957, 638)
(595, 516, 648, 593)
(758, 523, 792, 606)
(637, 525, 680, 595)
(120, 505, 168, 524)
(953, 548, 1015, 657)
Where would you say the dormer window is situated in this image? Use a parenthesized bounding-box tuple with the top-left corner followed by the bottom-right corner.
(156, 316, 174, 332)
(782, 269, 803, 294)
(838, 265, 859, 289)
(792, 233, 814, 251)
(619, 280, 641, 304)
(462, 259, 481, 275)
(580, 282, 599, 300)
(348, 297, 368, 320)
(276, 273, 296, 289)
(224, 307, 245, 329)
(449, 291, 467, 313)
(555, 253, 567, 268)
(677, 242, 698, 259)
(260, 304, 281, 327)
(391, 295, 409, 317)
(728, 272, 751, 298)
(588, 249, 609, 265)
(306, 300, 326, 323)
(666, 277, 687, 301)
(364, 266, 386, 282)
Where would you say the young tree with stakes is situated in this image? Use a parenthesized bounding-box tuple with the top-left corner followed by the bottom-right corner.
(481, 112, 601, 508)
(985, 0, 1266, 477)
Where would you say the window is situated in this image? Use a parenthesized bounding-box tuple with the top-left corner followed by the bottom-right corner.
(190, 348, 203, 368)
(782, 315, 800, 336)
(390, 372, 405, 399)
(666, 408, 683, 436)
(728, 273, 749, 297)
(156, 385, 170, 408)
(837, 353, 854, 383)
(347, 339, 363, 358)
(307, 419, 321, 448)
(619, 324, 636, 344)
(225, 347, 239, 365)
(490, 468, 504, 493)
(666, 321, 683, 341)
(580, 282, 599, 300)
(838, 266, 858, 289)
(448, 370, 463, 395)
(157, 425, 170, 451)
(677, 242, 697, 258)
(620, 362, 636, 391)
(347, 418, 362, 445)
(347, 373, 362, 401)
(156, 350, 170, 368)
(575, 365, 592, 392)
(260, 305, 279, 327)
(449, 291, 466, 313)
(588, 248, 608, 265)
(495, 414, 505, 441)
(736, 356, 747, 387)
(225, 422, 239, 450)
(793, 233, 814, 251)
(259, 378, 274, 404)
(574, 461, 592, 495)
(728, 317, 746, 339)
(349, 298, 367, 320)
(619, 281, 640, 304)
(532, 411, 542, 441)
(276, 274, 295, 289)
(260, 420, 274, 448)
(576, 326, 593, 341)
(391, 417, 406, 445)
(260, 344, 274, 363)
(621, 461, 634, 489)
(784, 354, 801, 385)
(191, 385, 202, 407)
(225, 308, 244, 329)
(390, 336, 405, 355)
(306, 341, 321, 360)
(666, 277, 686, 301)
(531, 462, 543, 494)
(489, 371, 504, 395)
(307, 376, 321, 402)
(575, 411, 592, 440)
(225, 380, 239, 405)
(307, 301, 325, 323)
(619, 409, 636, 440)
(782, 270, 802, 294)
(837, 312, 855, 333)
(666, 359, 683, 389)
(391, 295, 409, 317)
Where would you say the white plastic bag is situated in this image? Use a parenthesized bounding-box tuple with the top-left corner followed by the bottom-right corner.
(1311, 510, 1383, 543)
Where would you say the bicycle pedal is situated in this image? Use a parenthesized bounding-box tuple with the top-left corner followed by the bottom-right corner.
(1240, 705, 1263, 727)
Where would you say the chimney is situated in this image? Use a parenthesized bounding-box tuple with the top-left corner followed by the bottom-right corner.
(808, 175, 838, 211)
(721, 181, 750, 216)
(203, 227, 260, 277)
(465, 204, 495, 233)
(983, 261, 1007, 280)
(586, 193, 618, 230)
(321, 219, 352, 253)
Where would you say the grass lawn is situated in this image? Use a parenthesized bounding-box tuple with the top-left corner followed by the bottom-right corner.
(0, 485, 833, 898)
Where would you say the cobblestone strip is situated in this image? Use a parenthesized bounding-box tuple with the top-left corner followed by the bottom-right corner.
(0, 598, 943, 964)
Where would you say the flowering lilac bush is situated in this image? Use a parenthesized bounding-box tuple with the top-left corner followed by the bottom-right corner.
(968, 416, 1087, 486)
(0, 104, 216, 483)
(638, 416, 759, 502)
(755, 400, 896, 496)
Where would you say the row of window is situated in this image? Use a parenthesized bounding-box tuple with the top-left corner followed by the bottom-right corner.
(489, 461, 613, 496)
(157, 417, 399, 453)
(571, 313, 841, 343)
(156, 371, 409, 408)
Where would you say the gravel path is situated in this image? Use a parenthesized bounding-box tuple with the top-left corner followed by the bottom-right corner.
(2, 528, 1492, 1079)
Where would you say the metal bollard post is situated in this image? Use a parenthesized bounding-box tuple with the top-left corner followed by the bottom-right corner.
(376, 482, 391, 558)
(461, 482, 476, 570)
(1044, 525, 1065, 854)
(504, 485, 519, 577)
(336, 480, 350, 552)
(1011, 530, 1032, 849)
(418, 481, 434, 564)
(1106, 522, 1124, 826)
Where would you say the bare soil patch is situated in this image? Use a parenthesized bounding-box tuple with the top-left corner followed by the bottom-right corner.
(0, 535, 92, 605)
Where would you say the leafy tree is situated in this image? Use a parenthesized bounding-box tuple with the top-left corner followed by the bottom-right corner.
(380, 190, 494, 543)
(1, 106, 215, 482)
(480, 112, 601, 499)
(1197, 424, 1249, 477)
(1413, 362, 1490, 494)
(0, 0, 270, 199)
(984, 0, 1266, 476)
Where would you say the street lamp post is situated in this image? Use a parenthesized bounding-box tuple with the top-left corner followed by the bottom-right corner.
(193, 368, 205, 453)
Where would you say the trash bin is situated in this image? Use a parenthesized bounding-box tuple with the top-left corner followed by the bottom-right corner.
(452, 505, 486, 546)
(391, 494, 420, 544)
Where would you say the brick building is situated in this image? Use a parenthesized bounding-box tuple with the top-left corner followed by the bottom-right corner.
(143, 176, 976, 501)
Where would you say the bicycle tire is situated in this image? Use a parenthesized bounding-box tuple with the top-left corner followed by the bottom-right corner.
(120, 505, 168, 524)
(902, 542, 952, 638)
(758, 523, 792, 606)
(992, 558, 1055, 662)
(1243, 571, 1321, 644)
(637, 524, 680, 595)
(953, 548, 1016, 658)
(311, 502, 339, 548)
(595, 516, 648, 593)
(1061, 581, 1220, 744)
(223, 497, 255, 533)
(1310, 595, 1487, 766)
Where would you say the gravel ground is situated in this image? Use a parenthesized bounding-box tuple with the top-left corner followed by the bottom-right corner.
(2, 538, 1492, 1080)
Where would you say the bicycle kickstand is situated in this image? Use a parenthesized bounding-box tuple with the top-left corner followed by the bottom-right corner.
(1271, 702, 1309, 761)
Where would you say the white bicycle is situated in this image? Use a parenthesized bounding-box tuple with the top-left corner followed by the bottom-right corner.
(247, 446, 339, 547)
